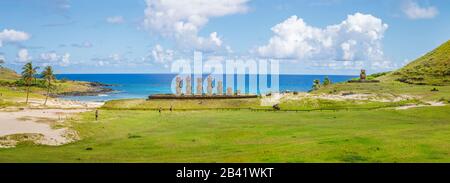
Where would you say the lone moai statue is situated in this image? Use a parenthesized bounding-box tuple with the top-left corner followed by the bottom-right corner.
(185, 76, 192, 95)
(207, 76, 213, 96)
(226, 87, 233, 96)
(175, 76, 182, 95)
(196, 78, 203, 95)
(217, 81, 223, 95)
(360, 69, 367, 81)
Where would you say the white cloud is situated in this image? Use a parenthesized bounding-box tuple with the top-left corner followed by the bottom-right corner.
(151, 44, 174, 64)
(39, 51, 71, 66)
(17, 49, 31, 62)
(109, 53, 121, 61)
(40, 52, 60, 62)
(143, 0, 248, 51)
(402, 1, 438, 19)
(106, 16, 125, 24)
(91, 53, 128, 67)
(71, 41, 93, 48)
(61, 53, 70, 66)
(257, 13, 388, 62)
(0, 29, 31, 47)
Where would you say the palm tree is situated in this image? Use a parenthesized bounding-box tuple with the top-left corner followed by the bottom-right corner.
(41, 66, 55, 105)
(312, 79, 321, 90)
(21, 62, 39, 104)
(323, 76, 332, 86)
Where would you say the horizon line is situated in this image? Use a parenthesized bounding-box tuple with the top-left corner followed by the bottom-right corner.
(54, 73, 359, 76)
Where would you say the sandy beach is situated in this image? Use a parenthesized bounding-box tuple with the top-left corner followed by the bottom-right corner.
(0, 99, 102, 148)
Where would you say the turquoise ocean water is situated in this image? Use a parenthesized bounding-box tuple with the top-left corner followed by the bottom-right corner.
(55, 74, 356, 101)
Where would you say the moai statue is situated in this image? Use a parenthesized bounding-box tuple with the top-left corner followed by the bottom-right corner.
(226, 87, 233, 96)
(196, 78, 203, 95)
(207, 76, 213, 96)
(217, 81, 223, 95)
(185, 76, 192, 95)
(175, 77, 182, 96)
(360, 69, 367, 81)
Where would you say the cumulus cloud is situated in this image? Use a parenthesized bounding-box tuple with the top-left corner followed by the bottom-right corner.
(39, 52, 71, 66)
(61, 53, 70, 66)
(0, 29, 31, 47)
(257, 13, 388, 62)
(106, 16, 125, 24)
(143, 0, 248, 51)
(151, 44, 174, 68)
(17, 49, 32, 62)
(402, 0, 438, 19)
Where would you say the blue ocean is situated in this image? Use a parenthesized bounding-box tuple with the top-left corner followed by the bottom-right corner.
(55, 74, 356, 101)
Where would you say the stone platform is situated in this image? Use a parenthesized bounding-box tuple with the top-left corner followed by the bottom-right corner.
(148, 94, 258, 100)
(347, 80, 380, 83)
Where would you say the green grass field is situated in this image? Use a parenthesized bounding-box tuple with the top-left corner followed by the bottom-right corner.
(0, 106, 449, 162)
(1, 39, 449, 163)
(102, 98, 270, 110)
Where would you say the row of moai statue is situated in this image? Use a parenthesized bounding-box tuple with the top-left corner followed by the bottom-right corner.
(175, 76, 238, 96)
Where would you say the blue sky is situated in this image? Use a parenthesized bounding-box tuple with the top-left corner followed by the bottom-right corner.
(0, 0, 449, 74)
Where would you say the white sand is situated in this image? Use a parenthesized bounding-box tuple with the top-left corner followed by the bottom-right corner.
(0, 108, 90, 148)
(260, 92, 445, 110)
(18, 98, 104, 109)
(0, 97, 102, 148)
(395, 101, 446, 110)
(261, 93, 284, 106)
(262, 92, 415, 104)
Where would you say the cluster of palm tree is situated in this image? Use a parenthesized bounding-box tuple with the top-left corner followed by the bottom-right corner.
(312, 76, 332, 91)
(21, 62, 55, 105)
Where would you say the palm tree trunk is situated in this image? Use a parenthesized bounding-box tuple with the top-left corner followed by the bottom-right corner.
(44, 87, 49, 106)
(25, 85, 30, 104)
(44, 82, 51, 106)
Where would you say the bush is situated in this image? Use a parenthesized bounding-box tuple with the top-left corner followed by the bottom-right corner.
(272, 104, 281, 110)
(14, 79, 47, 88)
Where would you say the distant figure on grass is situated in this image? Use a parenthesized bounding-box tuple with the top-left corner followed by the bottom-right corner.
(170, 105, 173, 112)
(158, 106, 162, 114)
(95, 110, 99, 121)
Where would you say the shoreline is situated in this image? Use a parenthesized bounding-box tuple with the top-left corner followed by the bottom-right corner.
(52, 81, 115, 97)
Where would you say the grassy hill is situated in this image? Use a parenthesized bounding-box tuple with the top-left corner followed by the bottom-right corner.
(0, 66, 108, 106)
(0, 67, 20, 81)
(382, 40, 450, 86)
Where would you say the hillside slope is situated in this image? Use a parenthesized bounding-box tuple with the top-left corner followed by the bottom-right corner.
(0, 67, 20, 81)
(383, 40, 450, 86)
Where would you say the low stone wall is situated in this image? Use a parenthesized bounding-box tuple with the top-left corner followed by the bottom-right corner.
(348, 80, 380, 83)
